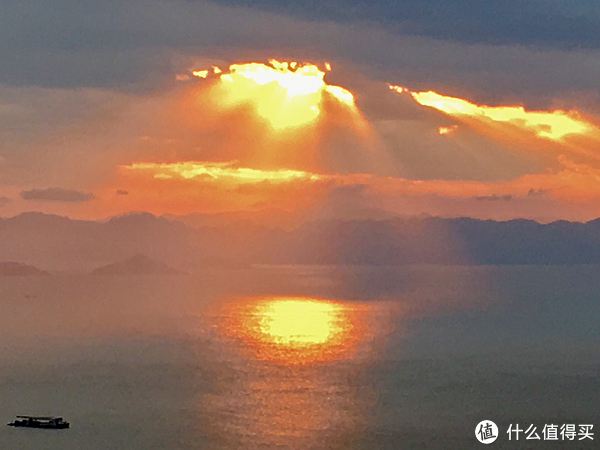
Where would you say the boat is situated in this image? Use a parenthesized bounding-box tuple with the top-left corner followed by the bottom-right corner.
(7, 416, 70, 429)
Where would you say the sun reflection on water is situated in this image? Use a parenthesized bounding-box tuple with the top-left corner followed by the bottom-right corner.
(221, 296, 370, 365)
(258, 298, 338, 345)
(203, 295, 391, 448)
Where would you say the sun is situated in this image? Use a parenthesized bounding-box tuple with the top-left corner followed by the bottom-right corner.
(190, 59, 358, 131)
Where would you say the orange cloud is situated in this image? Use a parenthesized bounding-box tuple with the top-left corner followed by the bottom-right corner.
(104, 161, 336, 217)
(409, 90, 593, 142)
(120, 161, 321, 183)
(389, 84, 600, 161)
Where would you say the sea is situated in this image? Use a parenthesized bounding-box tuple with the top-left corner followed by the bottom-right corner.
(0, 265, 598, 449)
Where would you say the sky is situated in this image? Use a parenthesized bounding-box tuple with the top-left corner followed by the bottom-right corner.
(1, 0, 600, 222)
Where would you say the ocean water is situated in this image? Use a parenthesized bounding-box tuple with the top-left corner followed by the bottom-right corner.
(0, 266, 598, 449)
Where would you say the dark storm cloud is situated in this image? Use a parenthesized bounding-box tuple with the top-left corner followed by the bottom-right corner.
(0, 0, 599, 104)
(20, 188, 94, 202)
(210, 0, 600, 50)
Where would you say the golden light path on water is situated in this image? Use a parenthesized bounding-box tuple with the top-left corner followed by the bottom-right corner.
(202, 296, 392, 448)
(220, 296, 372, 365)
(259, 299, 337, 345)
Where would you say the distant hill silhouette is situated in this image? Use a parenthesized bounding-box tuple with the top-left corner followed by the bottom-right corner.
(4, 212, 600, 269)
(0, 261, 49, 276)
(0, 212, 206, 272)
(92, 254, 184, 275)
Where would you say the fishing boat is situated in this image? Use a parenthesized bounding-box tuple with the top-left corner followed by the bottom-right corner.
(7, 416, 69, 429)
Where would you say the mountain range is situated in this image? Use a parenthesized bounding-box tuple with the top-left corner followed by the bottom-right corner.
(0, 261, 50, 276)
(2, 212, 600, 272)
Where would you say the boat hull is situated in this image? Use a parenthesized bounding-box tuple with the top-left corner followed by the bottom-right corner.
(8, 422, 69, 429)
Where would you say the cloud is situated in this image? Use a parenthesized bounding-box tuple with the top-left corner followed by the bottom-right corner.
(20, 188, 94, 203)
(0, 0, 598, 106)
(0, 1, 598, 222)
(211, 0, 600, 50)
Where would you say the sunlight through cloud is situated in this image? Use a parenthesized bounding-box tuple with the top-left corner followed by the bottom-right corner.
(396, 87, 596, 142)
(121, 161, 321, 184)
(191, 60, 358, 130)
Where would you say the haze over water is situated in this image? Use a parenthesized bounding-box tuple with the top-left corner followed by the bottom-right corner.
(0, 265, 598, 449)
